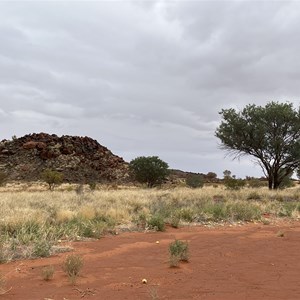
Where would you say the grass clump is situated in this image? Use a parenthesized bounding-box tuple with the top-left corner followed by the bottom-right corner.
(41, 265, 55, 281)
(62, 254, 84, 284)
(169, 240, 189, 267)
(33, 239, 52, 258)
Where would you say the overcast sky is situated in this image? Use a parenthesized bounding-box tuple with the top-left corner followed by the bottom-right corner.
(1, 0, 300, 178)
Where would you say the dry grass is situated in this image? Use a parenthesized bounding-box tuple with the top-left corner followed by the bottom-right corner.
(0, 183, 300, 262)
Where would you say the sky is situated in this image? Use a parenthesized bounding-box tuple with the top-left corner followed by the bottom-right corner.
(0, 0, 300, 178)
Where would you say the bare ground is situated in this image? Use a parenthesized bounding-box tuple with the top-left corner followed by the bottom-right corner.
(1, 221, 300, 300)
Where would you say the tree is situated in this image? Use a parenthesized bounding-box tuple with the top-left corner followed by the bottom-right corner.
(223, 170, 232, 180)
(129, 156, 169, 188)
(41, 169, 63, 190)
(206, 172, 217, 182)
(216, 102, 300, 190)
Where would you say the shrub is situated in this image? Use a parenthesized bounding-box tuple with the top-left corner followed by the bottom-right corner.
(170, 211, 181, 228)
(248, 179, 266, 188)
(224, 177, 246, 190)
(148, 215, 165, 231)
(228, 202, 261, 221)
(41, 169, 63, 190)
(62, 254, 84, 284)
(129, 156, 169, 188)
(246, 192, 261, 201)
(179, 208, 194, 222)
(33, 239, 52, 258)
(41, 265, 55, 281)
(185, 174, 204, 188)
(169, 240, 189, 267)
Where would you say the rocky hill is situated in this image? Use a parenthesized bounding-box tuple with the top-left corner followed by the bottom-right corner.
(0, 133, 128, 183)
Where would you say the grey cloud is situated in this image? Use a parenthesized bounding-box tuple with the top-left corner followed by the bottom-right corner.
(0, 1, 300, 177)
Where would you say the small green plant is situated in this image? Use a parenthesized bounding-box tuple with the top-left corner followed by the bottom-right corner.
(62, 254, 84, 284)
(33, 239, 52, 258)
(41, 169, 63, 190)
(185, 174, 204, 188)
(169, 240, 189, 267)
(179, 208, 194, 222)
(41, 265, 55, 281)
(170, 212, 180, 228)
(148, 215, 165, 231)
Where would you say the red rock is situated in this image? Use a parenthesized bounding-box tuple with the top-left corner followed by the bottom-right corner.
(23, 141, 38, 149)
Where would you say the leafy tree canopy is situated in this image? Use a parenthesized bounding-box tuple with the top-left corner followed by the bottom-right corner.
(216, 101, 300, 189)
(129, 156, 169, 188)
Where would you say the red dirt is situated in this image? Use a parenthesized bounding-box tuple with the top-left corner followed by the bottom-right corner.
(1, 222, 300, 300)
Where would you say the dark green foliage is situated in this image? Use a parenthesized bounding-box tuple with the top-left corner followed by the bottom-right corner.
(216, 102, 300, 189)
(185, 174, 204, 188)
(224, 177, 246, 190)
(129, 156, 169, 188)
(278, 169, 295, 189)
(41, 169, 63, 190)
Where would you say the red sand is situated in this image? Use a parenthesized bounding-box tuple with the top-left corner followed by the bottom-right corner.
(1, 222, 300, 300)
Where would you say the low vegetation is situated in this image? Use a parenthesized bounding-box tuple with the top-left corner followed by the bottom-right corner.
(63, 254, 84, 284)
(0, 183, 300, 262)
(41, 265, 55, 281)
(169, 240, 189, 267)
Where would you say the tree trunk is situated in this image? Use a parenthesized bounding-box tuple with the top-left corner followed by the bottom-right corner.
(273, 169, 281, 190)
(268, 177, 273, 190)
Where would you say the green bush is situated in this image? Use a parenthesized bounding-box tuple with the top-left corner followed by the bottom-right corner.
(129, 156, 169, 188)
(185, 174, 204, 188)
(41, 169, 63, 190)
(169, 240, 189, 267)
(147, 215, 165, 231)
(228, 202, 261, 221)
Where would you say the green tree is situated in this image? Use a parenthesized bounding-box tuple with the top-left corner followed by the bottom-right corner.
(216, 102, 300, 190)
(129, 156, 169, 188)
(41, 169, 63, 190)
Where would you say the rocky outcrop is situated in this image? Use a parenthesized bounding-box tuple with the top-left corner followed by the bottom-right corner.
(0, 133, 129, 183)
